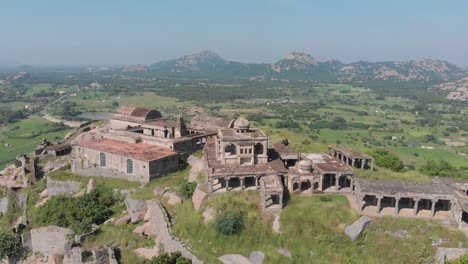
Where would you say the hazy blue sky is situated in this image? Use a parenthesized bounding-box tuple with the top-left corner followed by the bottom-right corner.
(1, 0, 467, 66)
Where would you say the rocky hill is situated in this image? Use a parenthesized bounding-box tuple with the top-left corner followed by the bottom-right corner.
(432, 77, 468, 101)
(147, 51, 467, 85)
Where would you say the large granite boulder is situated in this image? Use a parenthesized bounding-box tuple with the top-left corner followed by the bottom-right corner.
(218, 254, 255, 264)
(345, 216, 372, 241)
(31, 226, 73, 256)
(47, 178, 81, 197)
(249, 251, 265, 264)
(0, 195, 8, 214)
(125, 198, 148, 224)
(192, 186, 207, 211)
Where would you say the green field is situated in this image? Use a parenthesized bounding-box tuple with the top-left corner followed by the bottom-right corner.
(0, 116, 70, 168)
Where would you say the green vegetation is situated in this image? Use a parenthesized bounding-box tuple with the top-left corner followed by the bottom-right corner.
(0, 231, 20, 260)
(448, 255, 468, 264)
(148, 251, 191, 264)
(370, 149, 405, 172)
(171, 193, 468, 263)
(214, 209, 244, 236)
(35, 184, 122, 234)
(179, 180, 197, 199)
(419, 160, 467, 178)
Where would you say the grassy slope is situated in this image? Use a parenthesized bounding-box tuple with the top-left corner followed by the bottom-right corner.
(173, 193, 468, 264)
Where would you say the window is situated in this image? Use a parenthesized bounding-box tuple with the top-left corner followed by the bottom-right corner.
(100, 153, 106, 167)
(127, 159, 133, 174)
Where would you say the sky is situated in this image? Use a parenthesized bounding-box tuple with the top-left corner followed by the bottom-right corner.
(0, 0, 467, 66)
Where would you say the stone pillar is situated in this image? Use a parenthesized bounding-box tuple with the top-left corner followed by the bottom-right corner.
(376, 196, 382, 213)
(431, 199, 438, 217)
(225, 178, 229, 192)
(208, 178, 213, 193)
(240, 178, 245, 190)
(318, 175, 323, 191)
(335, 174, 340, 190)
(351, 159, 355, 167)
(358, 195, 364, 212)
(255, 177, 259, 189)
(262, 193, 267, 211)
(361, 159, 365, 169)
(279, 193, 283, 208)
(349, 177, 354, 191)
(371, 159, 375, 171)
(450, 201, 456, 217)
(413, 198, 420, 216)
(394, 197, 401, 215)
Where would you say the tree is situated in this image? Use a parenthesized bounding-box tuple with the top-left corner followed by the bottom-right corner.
(370, 149, 404, 172)
(0, 231, 20, 260)
(111, 101, 120, 108)
(179, 180, 197, 199)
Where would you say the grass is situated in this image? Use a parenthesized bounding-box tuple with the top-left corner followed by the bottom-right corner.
(172, 193, 468, 264)
(81, 223, 151, 264)
(48, 169, 141, 190)
(354, 167, 433, 182)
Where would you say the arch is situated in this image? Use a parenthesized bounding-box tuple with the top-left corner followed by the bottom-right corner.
(127, 159, 133, 174)
(100, 153, 106, 167)
(254, 143, 264, 155)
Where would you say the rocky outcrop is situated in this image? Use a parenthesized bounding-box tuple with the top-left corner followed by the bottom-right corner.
(192, 186, 207, 211)
(47, 178, 81, 197)
(125, 198, 148, 224)
(86, 178, 96, 193)
(0, 155, 36, 189)
(0, 195, 8, 214)
(202, 207, 214, 223)
(218, 254, 254, 264)
(31, 226, 73, 256)
(249, 251, 265, 264)
(163, 192, 182, 206)
(345, 216, 372, 241)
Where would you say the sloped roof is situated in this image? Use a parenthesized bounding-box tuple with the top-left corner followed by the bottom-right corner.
(115, 106, 162, 120)
(190, 115, 235, 130)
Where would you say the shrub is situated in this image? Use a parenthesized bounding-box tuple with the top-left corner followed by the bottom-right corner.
(214, 209, 244, 235)
(148, 251, 191, 264)
(179, 180, 197, 199)
(0, 231, 20, 259)
(448, 254, 468, 264)
(419, 160, 465, 178)
(370, 149, 404, 172)
(36, 184, 121, 234)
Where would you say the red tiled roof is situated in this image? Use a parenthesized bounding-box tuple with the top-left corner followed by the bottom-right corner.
(78, 138, 177, 161)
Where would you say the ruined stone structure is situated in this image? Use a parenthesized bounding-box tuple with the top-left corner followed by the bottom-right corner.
(329, 144, 374, 170)
(35, 138, 71, 157)
(203, 117, 287, 210)
(71, 107, 215, 183)
(72, 138, 179, 183)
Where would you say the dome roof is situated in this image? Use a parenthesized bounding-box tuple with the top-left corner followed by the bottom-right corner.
(233, 117, 250, 129)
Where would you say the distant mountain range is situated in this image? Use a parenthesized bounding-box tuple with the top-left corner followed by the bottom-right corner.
(137, 50, 468, 85)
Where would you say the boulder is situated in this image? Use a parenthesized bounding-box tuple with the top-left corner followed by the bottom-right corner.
(114, 214, 131, 226)
(40, 189, 49, 198)
(132, 222, 156, 236)
(277, 248, 292, 258)
(0, 195, 8, 214)
(164, 192, 182, 205)
(345, 216, 372, 241)
(218, 254, 254, 264)
(125, 198, 148, 224)
(192, 186, 207, 211)
(272, 213, 281, 234)
(154, 187, 166, 196)
(202, 207, 214, 223)
(86, 178, 97, 193)
(249, 251, 265, 264)
(134, 247, 159, 260)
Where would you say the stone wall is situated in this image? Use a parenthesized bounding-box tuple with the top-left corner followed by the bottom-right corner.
(435, 247, 468, 264)
(31, 226, 72, 256)
(47, 178, 81, 196)
(147, 200, 203, 264)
